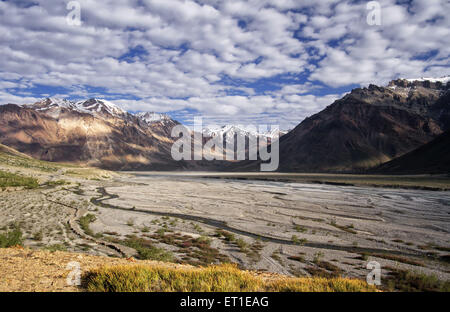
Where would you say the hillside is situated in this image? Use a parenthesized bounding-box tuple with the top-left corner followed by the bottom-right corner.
(0, 99, 185, 170)
(275, 78, 449, 172)
(373, 131, 450, 174)
(0, 143, 32, 158)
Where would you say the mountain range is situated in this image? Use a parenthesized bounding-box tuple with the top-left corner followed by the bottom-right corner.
(275, 77, 449, 172)
(0, 98, 182, 170)
(0, 76, 448, 173)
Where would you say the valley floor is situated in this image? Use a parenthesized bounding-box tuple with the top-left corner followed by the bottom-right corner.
(1, 164, 449, 291)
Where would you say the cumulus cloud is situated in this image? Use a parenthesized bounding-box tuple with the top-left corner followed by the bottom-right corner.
(0, 0, 448, 129)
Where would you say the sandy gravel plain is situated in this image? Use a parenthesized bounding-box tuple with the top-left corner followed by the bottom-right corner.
(91, 172, 450, 280)
(1, 169, 449, 285)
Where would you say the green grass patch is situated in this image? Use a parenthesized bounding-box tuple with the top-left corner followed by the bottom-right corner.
(385, 267, 450, 292)
(78, 214, 102, 238)
(294, 225, 307, 233)
(0, 227, 23, 248)
(0, 170, 39, 189)
(45, 244, 67, 252)
(146, 232, 230, 266)
(329, 220, 357, 234)
(215, 230, 235, 242)
(44, 180, 70, 186)
(366, 253, 425, 267)
(123, 235, 174, 262)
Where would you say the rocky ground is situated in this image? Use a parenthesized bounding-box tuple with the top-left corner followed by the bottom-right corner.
(87, 172, 450, 281)
(0, 247, 196, 292)
(1, 162, 449, 290)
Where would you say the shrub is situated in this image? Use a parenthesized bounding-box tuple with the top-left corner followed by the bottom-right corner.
(385, 267, 450, 292)
(123, 236, 174, 262)
(0, 228, 23, 248)
(79, 214, 98, 237)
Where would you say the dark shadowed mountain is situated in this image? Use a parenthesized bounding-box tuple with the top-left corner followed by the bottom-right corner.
(275, 77, 450, 172)
(371, 130, 450, 174)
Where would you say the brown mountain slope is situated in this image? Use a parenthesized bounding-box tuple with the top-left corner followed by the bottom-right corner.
(0, 142, 33, 159)
(276, 79, 449, 172)
(372, 130, 450, 174)
(0, 102, 184, 170)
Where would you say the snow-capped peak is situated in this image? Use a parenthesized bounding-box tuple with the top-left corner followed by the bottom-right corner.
(29, 98, 128, 118)
(137, 112, 172, 124)
(202, 125, 285, 139)
(47, 98, 74, 108)
(74, 98, 127, 117)
(404, 76, 450, 84)
(31, 98, 75, 110)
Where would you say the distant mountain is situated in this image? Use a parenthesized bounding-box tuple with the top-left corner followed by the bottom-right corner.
(201, 125, 286, 161)
(372, 130, 450, 174)
(135, 111, 180, 139)
(202, 125, 286, 140)
(136, 112, 172, 124)
(0, 98, 184, 170)
(0, 97, 290, 170)
(275, 76, 450, 172)
(2, 74, 449, 174)
(28, 98, 128, 119)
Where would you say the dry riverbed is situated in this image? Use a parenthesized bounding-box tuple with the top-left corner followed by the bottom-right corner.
(1, 169, 449, 289)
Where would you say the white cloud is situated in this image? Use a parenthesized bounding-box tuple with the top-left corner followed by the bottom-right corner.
(0, 0, 448, 129)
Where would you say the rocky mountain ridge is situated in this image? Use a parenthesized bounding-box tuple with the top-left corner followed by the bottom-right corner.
(1, 76, 449, 172)
(275, 76, 450, 172)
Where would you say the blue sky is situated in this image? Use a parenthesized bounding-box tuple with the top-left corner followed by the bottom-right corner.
(0, 0, 448, 129)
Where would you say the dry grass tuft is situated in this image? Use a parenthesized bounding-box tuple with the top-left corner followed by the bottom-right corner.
(82, 263, 377, 292)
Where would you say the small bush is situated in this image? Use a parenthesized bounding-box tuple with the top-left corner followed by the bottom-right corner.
(124, 236, 174, 262)
(385, 267, 450, 292)
(313, 251, 324, 264)
(216, 230, 235, 242)
(79, 214, 98, 237)
(0, 228, 23, 248)
(294, 225, 307, 233)
(235, 238, 248, 252)
(292, 235, 306, 245)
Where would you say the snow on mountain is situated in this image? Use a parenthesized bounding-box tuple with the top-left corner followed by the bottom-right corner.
(136, 112, 172, 124)
(202, 125, 285, 139)
(31, 98, 75, 110)
(404, 76, 450, 84)
(29, 98, 288, 138)
(29, 98, 128, 118)
(74, 98, 127, 117)
(29, 98, 181, 128)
